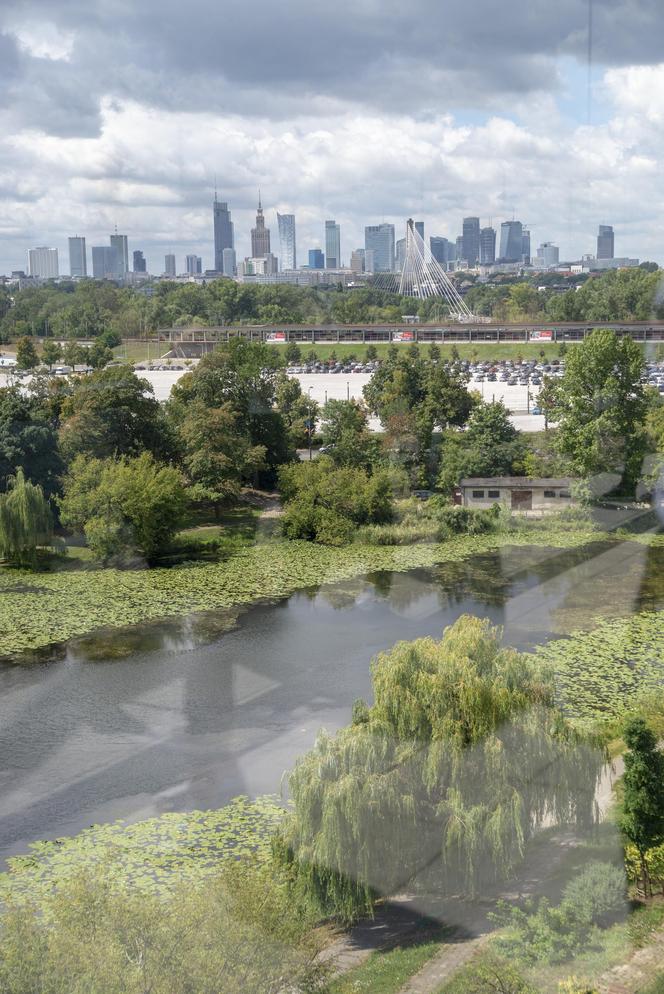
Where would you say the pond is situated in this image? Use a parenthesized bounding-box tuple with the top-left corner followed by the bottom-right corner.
(1, 539, 663, 865)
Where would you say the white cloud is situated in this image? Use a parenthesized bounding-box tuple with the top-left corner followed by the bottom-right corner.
(2, 59, 664, 273)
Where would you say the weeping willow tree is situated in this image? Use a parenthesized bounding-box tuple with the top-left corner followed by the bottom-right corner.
(279, 616, 606, 922)
(0, 468, 53, 569)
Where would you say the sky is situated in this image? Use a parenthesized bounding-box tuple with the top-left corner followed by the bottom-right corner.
(1, 0, 664, 275)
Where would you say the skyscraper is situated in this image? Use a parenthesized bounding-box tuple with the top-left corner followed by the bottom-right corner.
(213, 196, 234, 272)
(110, 232, 129, 275)
(479, 227, 496, 265)
(364, 223, 395, 273)
(28, 247, 59, 278)
(251, 193, 271, 258)
(414, 221, 425, 243)
(164, 254, 176, 276)
(308, 249, 324, 269)
(133, 250, 147, 273)
(186, 254, 202, 275)
(395, 237, 406, 271)
(430, 236, 449, 265)
(222, 248, 236, 276)
(499, 221, 524, 262)
(325, 220, 341, 269)
(597, 225, 614, 260)
(277, 213, 297, 270)
(364, 249, 375, 273)
(68, 237, 87, 278)
(91, 245, 121, 279)
(462, 217, 480, 265)
(521, 228, 531, 265)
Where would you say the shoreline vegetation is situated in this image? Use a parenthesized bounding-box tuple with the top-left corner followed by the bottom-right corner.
(1, 521, 660, 659)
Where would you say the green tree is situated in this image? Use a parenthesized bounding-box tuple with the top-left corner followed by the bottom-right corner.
(169, 339, 291, 480)
(280, 616, 603, 921)
(279, 458, 393, 546)
(178, 400, 266, 511)
(0, 468, 53, 568)
(619, 717, 664, 897)
(59, 367, 173, 463)
(365, 344, 378, 361)
(437, 401, 524, 493)
(554, 329, 647, 494)
(284, 341, 302, 364)
(15, 337, 38, 370)
(41, 339, 62, 368)
(59, 453, 186, 563)
(0, 864, 327, 994)
(0, 387, 62, 497)
(275, 374, 319, 449)
(318, 399, 377, 468)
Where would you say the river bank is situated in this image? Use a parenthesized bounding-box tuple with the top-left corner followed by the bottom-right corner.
(2, 523, 658, 658)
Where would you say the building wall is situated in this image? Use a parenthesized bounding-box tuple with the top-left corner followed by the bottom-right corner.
(461, 484, 573, 512)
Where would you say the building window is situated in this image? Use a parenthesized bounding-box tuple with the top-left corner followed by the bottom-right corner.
(559, 490, 571, 499)
(488, 490, 500, 499)
(543, 490, 556, 498)
(472, 490, 485, 499)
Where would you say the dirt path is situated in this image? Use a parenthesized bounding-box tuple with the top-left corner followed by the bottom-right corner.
(597, 926, 664, 994)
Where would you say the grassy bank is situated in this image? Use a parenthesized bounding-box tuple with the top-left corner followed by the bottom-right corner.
(118, 338, 573, 364)
(2, 523, 661, 658)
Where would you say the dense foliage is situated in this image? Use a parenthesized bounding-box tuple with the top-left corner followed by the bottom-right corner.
(549, 329, 648, 494)
(280, 458, 394, 545)
(619, 717, 664, 896)
(1, 269, 662, 345)
(59, 453, 187, 563)
(0, 864, 327, 994)
(0, 469, 53, 568)
(280, 616, 604, 921)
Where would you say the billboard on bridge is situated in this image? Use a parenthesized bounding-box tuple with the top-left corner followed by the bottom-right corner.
(392, 330, 415, 342)
(530, 329, 554, 342)
(266, 332, 287, 343)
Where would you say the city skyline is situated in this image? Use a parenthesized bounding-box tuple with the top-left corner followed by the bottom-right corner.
(16, 207, 627, 279)
(3, 2, 664, 274)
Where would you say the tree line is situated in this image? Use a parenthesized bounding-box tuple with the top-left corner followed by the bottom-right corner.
(1, 265, 663, 344)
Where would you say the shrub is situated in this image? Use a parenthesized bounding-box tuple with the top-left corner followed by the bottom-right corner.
(279, 459, 394, 545)
(561, 861, 628, 926)
(437, 504, 500, 538)
(558, 980, 599, 994)
(491, 897, 591, 965)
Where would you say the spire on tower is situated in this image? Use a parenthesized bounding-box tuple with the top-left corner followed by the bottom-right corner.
(258, 188, 262, 211)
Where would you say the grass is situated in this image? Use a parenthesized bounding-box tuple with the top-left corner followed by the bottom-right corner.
(115, 339, 573, 365)
(328, 926, 449, 994)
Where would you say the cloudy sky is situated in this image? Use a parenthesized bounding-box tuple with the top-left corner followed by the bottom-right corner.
(1, 0, 664, 275)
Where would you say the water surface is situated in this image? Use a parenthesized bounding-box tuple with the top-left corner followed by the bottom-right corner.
(1, 540, 662, 863)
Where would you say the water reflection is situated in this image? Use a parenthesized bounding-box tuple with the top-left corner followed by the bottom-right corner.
(0, 540, 661, 864)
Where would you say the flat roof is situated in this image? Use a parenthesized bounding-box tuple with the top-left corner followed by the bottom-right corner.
(460, 477, 574, 488)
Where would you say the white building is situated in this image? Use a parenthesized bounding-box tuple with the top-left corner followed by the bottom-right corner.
(533, 242, 560, 269)
(458, 477, 575, 514)
(277, 213, 297, 270)
(28, 246, 59, 278)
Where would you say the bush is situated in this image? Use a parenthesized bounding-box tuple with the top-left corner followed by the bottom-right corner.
(561, 861, 627, 926)
(437, 504, 500, 538)
(279, 459, 394, 545)
(491, 897, 591, 965)
(60, 453, 187, 564)
(558, 980, 599, 994)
